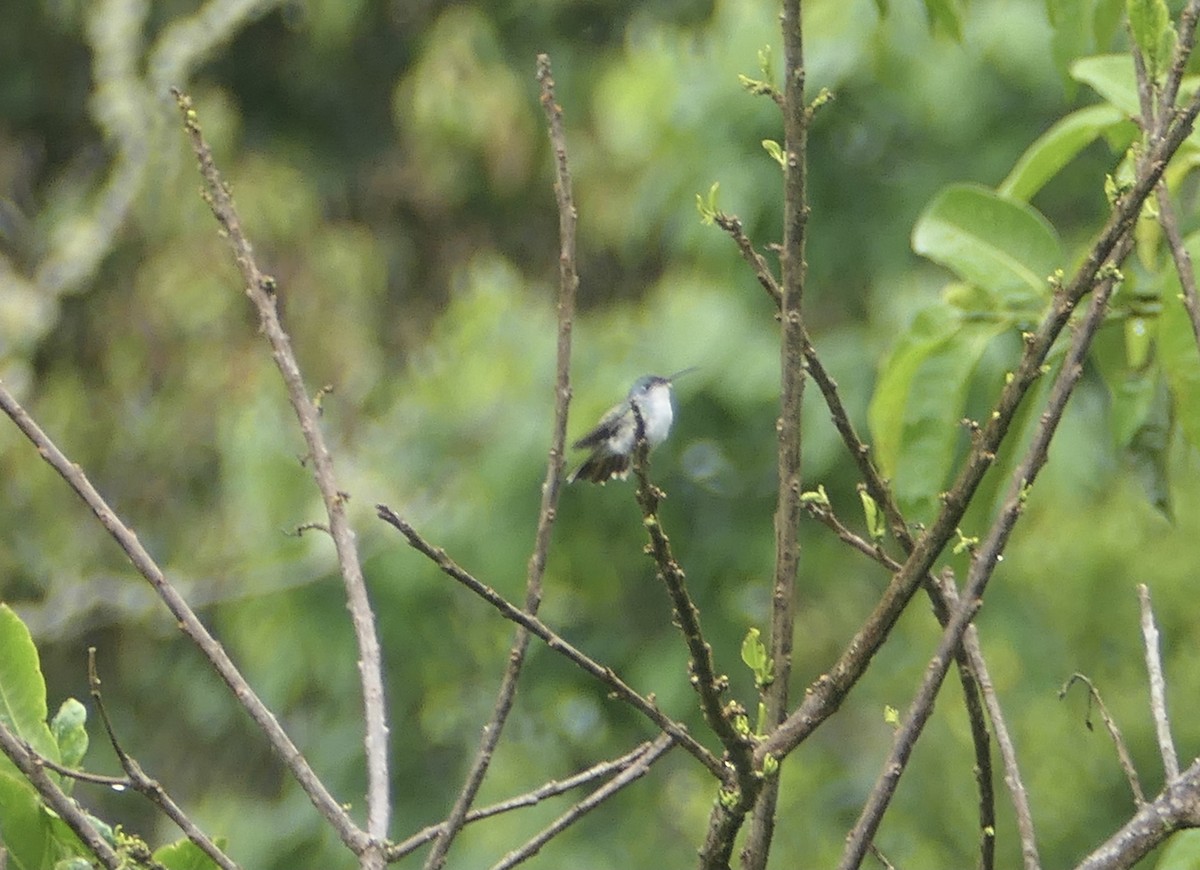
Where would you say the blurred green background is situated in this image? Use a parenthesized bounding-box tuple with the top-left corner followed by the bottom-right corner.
(4, 0, 1200, 866)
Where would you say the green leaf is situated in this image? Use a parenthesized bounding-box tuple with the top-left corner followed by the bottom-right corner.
(761, 139, 785, 167)
(1093, 0, 1126, 47)
(50, 699, 88, 771)
(0, 604, 59, 764)
(1097, 353, 1159, 449)
(999, 105, 1131, 201)
(869, 311, 1009, 515)
(859, 489, 886, 541)
(871, 306, 957, 479)
(0, 769, 52, 870)
(740, 628, 774, 689)
(154, 837, 225, 870)
(912, 184, 1063, 304)
(1071, 54, 1140, 116)
(923, 0, 962, 39)
(1127, 0, 1175, 80)
(1127, 370, 1173, 517)
(1064, 54, 1200, 120)
(1159, 239, 1200, 452)
(1045, 0, 1096, 92)
(695, 182, 720, 225)
(1156, 829, 1200, 870)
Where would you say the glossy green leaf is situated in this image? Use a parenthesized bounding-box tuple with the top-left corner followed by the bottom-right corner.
(0, 605, 59, 764)
(913, 184, 1062, 302)
(999, 105, 1130, 201)
(870, 308, 1008, 514)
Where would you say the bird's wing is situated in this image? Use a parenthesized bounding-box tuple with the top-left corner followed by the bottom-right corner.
(572, 402, 627, 449)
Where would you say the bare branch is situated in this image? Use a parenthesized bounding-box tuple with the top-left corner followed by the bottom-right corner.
(1075, 758, 1200, 868)
(743, 0, 809, 863)
(1138, 585, 1179, 782)
(0, 382, 369, 853)
(490, 734, 675, 869)
(386, 739, 668, 859)
(171, 89, 388, 862)
(86, 649, 240, 870)
(713, 212, 781, 304)
(422, 52, 580, 869)
(375, 505, 724, 778)
(954, 600, 1037, 869)
(0, 720, 123, 869)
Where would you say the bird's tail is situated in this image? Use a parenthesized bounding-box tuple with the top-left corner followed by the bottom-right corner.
(568, 452, 632, 484)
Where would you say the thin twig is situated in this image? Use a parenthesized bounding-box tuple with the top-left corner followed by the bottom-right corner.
(839, 259, 1127, 868)
(713, 213, 781, 305)
(1137, 585, 1179, 782)
(804, 501, 901, 568)
(1156, 186, 1200, 346)
(868, 843, 896, 869)
(0, 382, 369, 853)
(628, 419, 758, 870)
(386, 739, 667, 859)
(0, 720, 122, 869)
(966, 619, 1038, 870)
(87, 649, 240, 870)
(172, 89, 387, 863)
(35, 752, 128, 787)
(489, 733, 675, 869)
(375, 505, 724, 778)
(1059, 674, 1146, 807)
(422, 53, 579, 870)
(629, 428, 748, 760)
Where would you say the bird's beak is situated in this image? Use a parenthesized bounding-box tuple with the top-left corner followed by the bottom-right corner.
(666, 366, 699, 383)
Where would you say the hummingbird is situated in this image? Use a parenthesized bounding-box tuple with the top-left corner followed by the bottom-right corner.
(568, 368, 696, 484)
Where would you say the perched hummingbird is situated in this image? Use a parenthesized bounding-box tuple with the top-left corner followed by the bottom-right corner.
(568, 368, 696, 484)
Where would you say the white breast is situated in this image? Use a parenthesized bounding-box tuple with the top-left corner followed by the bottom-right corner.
(635, 385, 674, 447)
